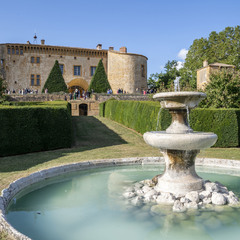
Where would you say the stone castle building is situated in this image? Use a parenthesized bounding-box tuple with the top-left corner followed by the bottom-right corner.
(197, 60, 235, 89)
(0, 40, 147, 94)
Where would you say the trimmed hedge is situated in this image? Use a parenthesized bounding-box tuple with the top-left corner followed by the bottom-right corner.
(0, 102, 72, 156)
(100, 100, 240, 147)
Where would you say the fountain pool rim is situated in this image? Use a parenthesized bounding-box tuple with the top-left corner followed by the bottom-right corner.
(1, 157, 240, 240)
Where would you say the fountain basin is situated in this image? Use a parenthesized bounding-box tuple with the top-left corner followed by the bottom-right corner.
(153, 91, 206, 110)
(143, 131, 217, 150)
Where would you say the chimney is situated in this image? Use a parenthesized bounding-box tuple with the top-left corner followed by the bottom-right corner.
(27, 41, 30, 44)
(109, 47, 114, 51)
(203, 60, 208, 67)
(120, 47, 127, 53)
(41, 39, 45, 45)
(96, 44, 102, 50)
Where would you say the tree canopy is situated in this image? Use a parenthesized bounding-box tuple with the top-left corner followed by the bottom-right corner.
(184, 26, 240, 88)
(0, 77, 6, 100)
(88, 59, 111, 93)
(42, 60, 68, 93)
(199, 70, 240, 108)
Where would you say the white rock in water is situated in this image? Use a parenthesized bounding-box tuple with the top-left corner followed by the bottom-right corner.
(203, 197, 212, 204)
(123, 192, 136, 199)
(173, 200, 186, 212)
(199, 190, 211, 200)
(142, 185, 152, 193)
(134, 183, 144, 188)
(225, 195, 239, 205)
(205, 182, 219, 192)
(136, 189, 144, 196)
(184, 201, 198, 209)
(185, 191, 199, 203)
(180, 197, 190, 204)
(144, 189, 157, 198)
(156, 192, 175, 204)
(212, 192, 226, 205)
(131, 196, 143, 206)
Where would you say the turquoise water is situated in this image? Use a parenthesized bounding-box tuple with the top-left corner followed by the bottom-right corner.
(6, 165, 240, 240)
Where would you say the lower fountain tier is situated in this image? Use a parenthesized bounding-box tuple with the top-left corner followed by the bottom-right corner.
(143, 131, 217, 150)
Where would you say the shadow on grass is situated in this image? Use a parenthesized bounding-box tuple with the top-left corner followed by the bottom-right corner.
(0, 116, 127, 172)
(72, 116, 127, 148)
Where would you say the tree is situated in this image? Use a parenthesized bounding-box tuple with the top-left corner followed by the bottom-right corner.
(200, 69, 240, 108)
(88, 59, 110, 93)
(0, 77, 6, 100)
(42, 60, 68, 93)
(183, 26, 240, 88)
(147, 60, 181, 91)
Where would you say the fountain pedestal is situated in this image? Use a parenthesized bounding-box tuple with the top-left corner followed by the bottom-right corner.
(156, 150, 202, 195)
(143, 92, 217, 195)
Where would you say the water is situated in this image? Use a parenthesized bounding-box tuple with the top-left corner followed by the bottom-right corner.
(156, 107, 162, 131)
(6, 165, 240, 240)
(186, 105, 190, 129)
(174, 77, 180, 92)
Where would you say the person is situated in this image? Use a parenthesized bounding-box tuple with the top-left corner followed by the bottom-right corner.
(69, 93, 73, 100)
(45, 88, 48, 94)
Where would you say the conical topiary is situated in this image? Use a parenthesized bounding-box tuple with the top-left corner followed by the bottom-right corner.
(88, 59, 111, 93)
(42, 60, 68, 93)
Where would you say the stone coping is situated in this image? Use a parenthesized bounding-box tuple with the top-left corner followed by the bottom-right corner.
(1, 157, 240, 240)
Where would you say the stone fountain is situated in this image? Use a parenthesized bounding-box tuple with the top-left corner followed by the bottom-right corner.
(143, 91, 217, 195)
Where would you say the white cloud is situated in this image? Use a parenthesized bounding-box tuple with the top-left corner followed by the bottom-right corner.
(176, 61, 184, 70)
(177, 48, 188, 60)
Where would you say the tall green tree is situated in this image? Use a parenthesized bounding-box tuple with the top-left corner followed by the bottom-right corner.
(0, 77, 6, 100)
(42, 60, 68, 93)
(184, 26, 240, 88)
(200, 69, 240, 108)
(88, 59, 110, 93)
(147, 60, 180, 90)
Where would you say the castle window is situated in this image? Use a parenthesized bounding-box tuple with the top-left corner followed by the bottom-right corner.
(30, 74, 41, 86)
(31, 57, 40, 63)
(90, 66, 96, 76)
(7, 48, 10, 54)
(20, 49, 23, 55)
(30, 74, 35, 86)
(16, 48, 19, 55)
(36, 75, 41, 86)
(59, 64, 64, 74)
(74, 65, 81, 76)
(141, 65, 145, 77)
(12, 48, 15, 55)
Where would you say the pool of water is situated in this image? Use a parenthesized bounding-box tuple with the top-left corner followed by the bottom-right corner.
(6, 165, 240, 240)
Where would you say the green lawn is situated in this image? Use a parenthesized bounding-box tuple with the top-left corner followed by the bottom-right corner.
(0, 116, 239, 193)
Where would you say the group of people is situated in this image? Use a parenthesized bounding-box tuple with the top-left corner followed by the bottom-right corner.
(117, 88, 125, 94)
(69, 89, 91, 100)
(5, 88, 39, 95)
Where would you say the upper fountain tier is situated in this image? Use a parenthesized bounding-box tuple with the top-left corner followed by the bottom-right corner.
(153, 91, 206, 110)
(143, 91, 218, 150)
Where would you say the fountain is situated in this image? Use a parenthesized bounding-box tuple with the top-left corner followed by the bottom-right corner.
(144, 91, 217, 195)
(122, 91, 239, 211)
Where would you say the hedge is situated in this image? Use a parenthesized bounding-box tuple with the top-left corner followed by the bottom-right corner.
(0, 102, 72, 156)
(99, 100, 240, 147)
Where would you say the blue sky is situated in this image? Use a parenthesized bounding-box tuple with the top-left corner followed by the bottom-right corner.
(1, 0, 240, 76)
